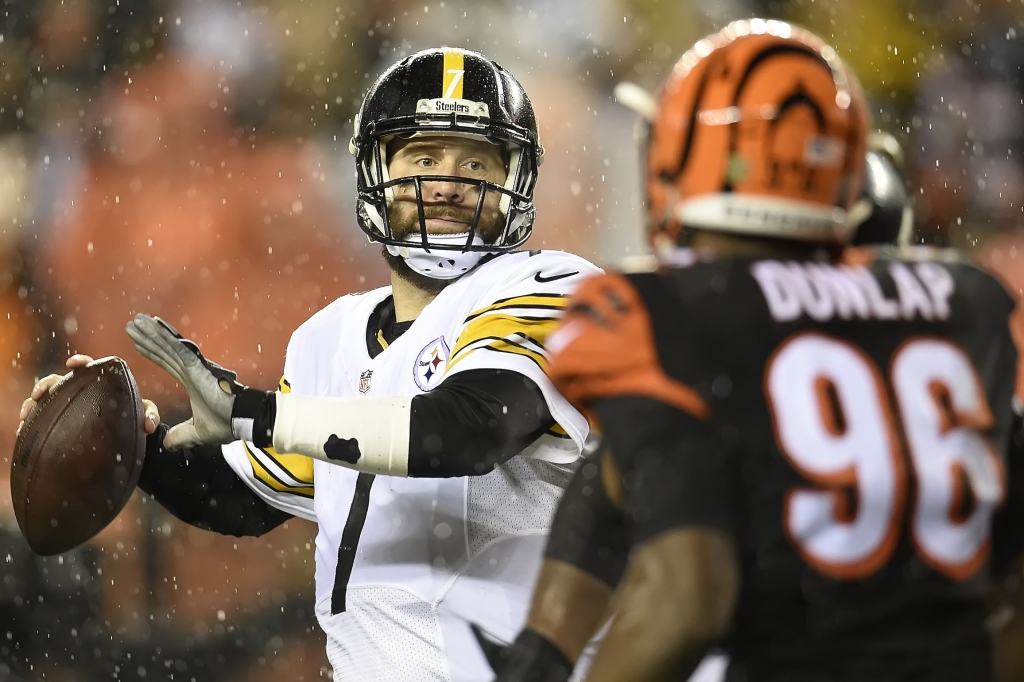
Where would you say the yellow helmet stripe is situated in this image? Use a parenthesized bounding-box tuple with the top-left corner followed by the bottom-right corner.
(442, 49, 465, 99)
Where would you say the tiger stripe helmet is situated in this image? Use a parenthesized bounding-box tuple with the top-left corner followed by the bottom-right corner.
(646, 19, 870, 249)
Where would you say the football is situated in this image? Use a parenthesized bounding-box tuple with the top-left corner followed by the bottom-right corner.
(10, 356, 146, 556)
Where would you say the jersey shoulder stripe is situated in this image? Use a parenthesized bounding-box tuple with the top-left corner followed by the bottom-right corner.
(246, 373, 316, 496)
(446, 253, 600, 374)
(243, 442, 315, 498)
(439, 250, 602, 453)
(456, 339, 549, 373)
(464, 293, 569, 321)
(449, 311, 558, 369)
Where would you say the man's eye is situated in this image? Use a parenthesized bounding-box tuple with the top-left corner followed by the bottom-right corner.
(465, 161, 484, 172)
(416, 158, 436, 167)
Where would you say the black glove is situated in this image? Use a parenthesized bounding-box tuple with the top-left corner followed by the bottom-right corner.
(471, 624, 574, 682)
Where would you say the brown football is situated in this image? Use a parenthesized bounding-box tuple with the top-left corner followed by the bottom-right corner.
(11, 356, 146, 555)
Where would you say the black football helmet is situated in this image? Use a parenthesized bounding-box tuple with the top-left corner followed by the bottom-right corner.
(350, 47, 544, 254)
(849, 134, 914, 246)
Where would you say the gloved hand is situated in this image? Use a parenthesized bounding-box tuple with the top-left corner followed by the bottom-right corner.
(470, 624, 574, 682)
(125, 314, 274, 450)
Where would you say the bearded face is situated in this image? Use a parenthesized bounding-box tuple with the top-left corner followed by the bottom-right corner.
(387, 198, 505, 244)
(385, 136, 508, 245)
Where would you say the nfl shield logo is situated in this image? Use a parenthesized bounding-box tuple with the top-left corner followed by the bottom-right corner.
(358, 369, 373, 394)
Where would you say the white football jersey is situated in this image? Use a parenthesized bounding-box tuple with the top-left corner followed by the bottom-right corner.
(221, 250, 600, 681)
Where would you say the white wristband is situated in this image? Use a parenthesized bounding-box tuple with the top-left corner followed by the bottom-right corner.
(273, 392, 413, 476)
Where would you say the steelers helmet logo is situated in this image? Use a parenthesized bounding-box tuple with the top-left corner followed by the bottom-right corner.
(414, 337, 450, 391)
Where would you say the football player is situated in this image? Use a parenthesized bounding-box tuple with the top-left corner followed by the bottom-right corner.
(479, 20, 1024, 682)
(848, 132, 914, 247)
(19, 47, 599, 681)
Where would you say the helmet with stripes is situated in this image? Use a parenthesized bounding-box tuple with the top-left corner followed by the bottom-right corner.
(350, 47, 543, 278)
(645, 20, 869, 250)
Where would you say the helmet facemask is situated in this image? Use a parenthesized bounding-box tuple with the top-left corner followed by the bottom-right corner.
(354, 116, 539, 278)
(350, 47, 544, 279)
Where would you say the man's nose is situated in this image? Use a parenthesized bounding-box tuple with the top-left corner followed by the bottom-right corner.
(426, 158, 467, 203)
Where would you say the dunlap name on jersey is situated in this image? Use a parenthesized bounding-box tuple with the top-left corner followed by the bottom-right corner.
(752, 259, 955, 323)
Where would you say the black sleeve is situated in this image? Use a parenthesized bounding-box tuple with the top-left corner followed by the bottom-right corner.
(993, 408, 1024, 578)
(137, 425, 293, 537)
(407, 368, 556, 477)
(592, 396, 736, 547)
(543, 446, 631, 588)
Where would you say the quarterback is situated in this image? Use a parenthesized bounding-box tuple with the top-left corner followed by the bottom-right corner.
(20, 47, 598, 681)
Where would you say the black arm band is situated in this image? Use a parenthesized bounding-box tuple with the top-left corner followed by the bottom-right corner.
(232, 388, 277, 448)
(407, 369, 556, 477)
(544, 448, 630, 589)
(498, 628, 574, 682)
(137, 425, 293, 537)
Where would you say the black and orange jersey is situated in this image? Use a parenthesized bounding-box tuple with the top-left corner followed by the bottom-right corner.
(547, 248, 1022, 681)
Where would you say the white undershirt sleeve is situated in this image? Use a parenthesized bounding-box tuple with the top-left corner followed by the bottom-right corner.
(273, 392, 413, 476)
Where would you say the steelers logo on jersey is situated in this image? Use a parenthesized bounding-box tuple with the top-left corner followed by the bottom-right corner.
(414, 337, 450, 391)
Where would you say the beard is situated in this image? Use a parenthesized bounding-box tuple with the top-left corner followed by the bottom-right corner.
(383, 197, 506, 294)
(388, 200, 505, 243)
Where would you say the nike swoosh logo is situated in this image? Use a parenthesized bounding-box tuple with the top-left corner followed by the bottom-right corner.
(534, 271, 579, 283)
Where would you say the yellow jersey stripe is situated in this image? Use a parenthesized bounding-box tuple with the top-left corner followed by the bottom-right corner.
(488, 292, 569, 306)
(260, 447, 315, 485)
(273, 376, 313, 482)
(448, 337, 548, 374)
(246, 441, 314, 487)
(451, 313, 559, 358)
(442, 50, 465, 99)
(465, 294, 568, 321)
(376, 329, 389, 351)
(487, 339, 547, 368)
(243, 442, 315, 498)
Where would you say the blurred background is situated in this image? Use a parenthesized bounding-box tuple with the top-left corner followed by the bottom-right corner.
(1, 0, 1022, 679)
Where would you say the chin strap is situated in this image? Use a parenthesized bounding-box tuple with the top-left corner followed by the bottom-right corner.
(386, 232, 493, 280)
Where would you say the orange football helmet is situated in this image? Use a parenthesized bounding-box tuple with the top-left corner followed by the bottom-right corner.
(645, 19, 869, 250)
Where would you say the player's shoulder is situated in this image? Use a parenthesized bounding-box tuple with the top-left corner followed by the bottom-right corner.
(465, 249, 603, 298)
(546, 266, 713, 419)
(871, 245, 1016, 316)
(624, 245, 1017, 324)
(289, 285, 392, 348)
(870, 243, 993, 277)
(553, 250, 750, 331)
(610, 249, 762, 323)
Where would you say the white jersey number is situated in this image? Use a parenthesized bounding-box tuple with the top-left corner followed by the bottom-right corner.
(766, 333, 1004, 581)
